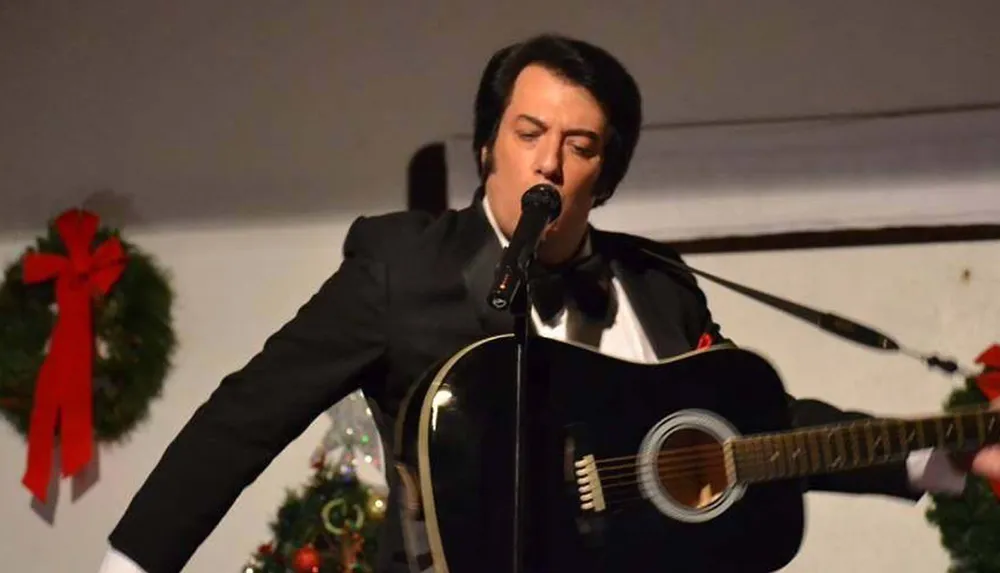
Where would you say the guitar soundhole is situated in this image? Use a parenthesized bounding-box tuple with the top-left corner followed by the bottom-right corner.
(657, 428, 727, 510)
(639, 409, 745, 522)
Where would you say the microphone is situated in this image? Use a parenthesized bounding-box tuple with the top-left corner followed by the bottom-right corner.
(487, 184, 562, 311)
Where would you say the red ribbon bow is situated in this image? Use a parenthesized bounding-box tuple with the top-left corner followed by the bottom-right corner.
(20, 209, 126, 502)
(973, 344, 1000, 499)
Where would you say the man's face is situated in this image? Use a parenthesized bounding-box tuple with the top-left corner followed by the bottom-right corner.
(483, 64, 607, 264)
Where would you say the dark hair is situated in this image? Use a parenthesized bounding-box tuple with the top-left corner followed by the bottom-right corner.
(472, 34, 643, 207)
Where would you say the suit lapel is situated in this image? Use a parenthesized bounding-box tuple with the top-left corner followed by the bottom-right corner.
(456, 190, 517, 337)
(592, 230, 693, 360)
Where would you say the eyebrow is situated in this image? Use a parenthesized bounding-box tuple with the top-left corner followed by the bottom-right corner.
(515, 114, 601, 141)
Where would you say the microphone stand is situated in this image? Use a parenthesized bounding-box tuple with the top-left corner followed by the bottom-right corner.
(487, 183, 562, 573)
(509, 262, 532, 573)
(486, 184, 562, 573)
(488, 251, 535, 573)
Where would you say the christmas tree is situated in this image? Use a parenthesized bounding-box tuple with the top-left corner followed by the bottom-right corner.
(242, 455, 387, 573)
(244, 390, 389, 573)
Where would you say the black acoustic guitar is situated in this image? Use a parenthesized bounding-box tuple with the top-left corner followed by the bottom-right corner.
(392, 334, 993, 573)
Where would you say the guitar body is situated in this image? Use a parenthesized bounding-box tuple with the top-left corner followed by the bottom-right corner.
(394, 335, 806, 573)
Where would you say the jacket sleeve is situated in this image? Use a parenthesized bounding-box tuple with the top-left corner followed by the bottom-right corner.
(786, 398, 923, 501)
(107, 216, 391, 573)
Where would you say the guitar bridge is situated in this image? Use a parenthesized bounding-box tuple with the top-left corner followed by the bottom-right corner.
(574, 454, 606, 512)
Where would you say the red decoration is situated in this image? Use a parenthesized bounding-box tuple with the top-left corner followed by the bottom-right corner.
(696, 332, 713, 351)
(341, 532, 365, 571)
(973, 344, 1000, 500)
(974, 344, 1000, 400)
(311, 454, 326, 471)
(19, 209, 126, 502)
(292, 544, 321, 573)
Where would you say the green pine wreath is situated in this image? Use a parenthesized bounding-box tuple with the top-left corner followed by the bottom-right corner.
(925, 376, 1000, 573)
(0, 217, 176, 444)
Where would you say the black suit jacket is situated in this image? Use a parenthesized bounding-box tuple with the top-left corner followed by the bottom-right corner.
(109, 192, 922, 573)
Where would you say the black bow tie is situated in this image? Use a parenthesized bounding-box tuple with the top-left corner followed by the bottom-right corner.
(527, 252, 612, 323)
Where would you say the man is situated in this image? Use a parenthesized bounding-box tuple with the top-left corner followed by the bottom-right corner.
(100, 34, 1000, 573)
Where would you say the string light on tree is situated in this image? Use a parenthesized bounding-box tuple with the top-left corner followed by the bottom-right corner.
(311, 390, 386, 490)
(242, 456, 386, 573)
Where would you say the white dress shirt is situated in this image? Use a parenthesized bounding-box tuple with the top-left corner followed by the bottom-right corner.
(97, 197, 964, 572)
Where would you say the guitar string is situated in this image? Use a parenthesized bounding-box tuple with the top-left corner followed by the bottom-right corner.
(584, 449, 917, 507)
(579, 407, 999, 509)
(586, 403, 995, 469)
(601, 455, 723, 476)
(592, 442, 727, 466)
(590, 467, 741, 508)
(590, 458, 798, 509)
(593, 443, 724, 470)
(593, 445, 801, 479)
(599, 460, 731, 488)
(591, 450, 913, 502)
(591, 435, 977, 478)
(592, 440, 904, 483)
(596, 449, 902, 485)
(591, 432, 867, 468)
(591, 417, 993, 471)
(594, 443, 851, 475)
(594, 460, 818, 509)
(600, 465, 729, 488)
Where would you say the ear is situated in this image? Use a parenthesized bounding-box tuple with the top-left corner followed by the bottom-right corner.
(590, 180, 607, 206)
(479, 145, 488, 170)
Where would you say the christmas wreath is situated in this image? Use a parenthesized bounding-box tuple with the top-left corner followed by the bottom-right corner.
(926, 345, 1000, 573)
(0, 209, 176, 501)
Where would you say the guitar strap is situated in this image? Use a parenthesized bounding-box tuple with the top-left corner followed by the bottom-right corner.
(639, 246, 978, 379)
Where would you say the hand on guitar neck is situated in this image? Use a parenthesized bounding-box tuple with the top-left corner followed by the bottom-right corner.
(952, 396, 1000, 481)
(953, 348, 1000, 490)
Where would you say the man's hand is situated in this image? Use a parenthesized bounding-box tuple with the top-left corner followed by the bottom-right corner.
(956, 397, 1000, 480)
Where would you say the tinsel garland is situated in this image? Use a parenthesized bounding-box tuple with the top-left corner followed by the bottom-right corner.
(0, 215, 176, 444)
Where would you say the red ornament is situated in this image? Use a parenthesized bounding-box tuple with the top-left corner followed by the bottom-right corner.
(293, 544, 321, 573)
(19, 209, 126, 502)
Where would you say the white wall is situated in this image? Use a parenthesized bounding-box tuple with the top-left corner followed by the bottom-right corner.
(687, 240, 1000, 573)
(2, 1, 1000, 572)
(0, 219, 361, 572)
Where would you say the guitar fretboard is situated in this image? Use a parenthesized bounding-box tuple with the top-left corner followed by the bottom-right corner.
(731, 408, 1000, 483)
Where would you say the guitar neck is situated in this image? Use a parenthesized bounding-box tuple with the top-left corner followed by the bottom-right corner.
(730, 406, 1000, 484)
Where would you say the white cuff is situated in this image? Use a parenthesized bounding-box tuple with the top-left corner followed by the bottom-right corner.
(906, 448, 966, 495)
(98, 547, 147, 573)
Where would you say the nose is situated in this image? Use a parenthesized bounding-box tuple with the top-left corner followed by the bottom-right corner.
(534, 137, 563, 185)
